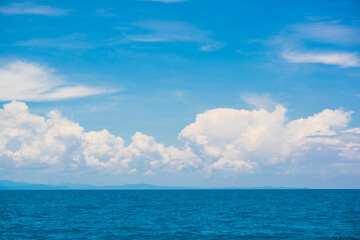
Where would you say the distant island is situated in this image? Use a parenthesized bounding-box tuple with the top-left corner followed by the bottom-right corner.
(0, 180, 307, 190)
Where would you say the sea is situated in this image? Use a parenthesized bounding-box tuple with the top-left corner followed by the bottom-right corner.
(0, 190, 359, 239)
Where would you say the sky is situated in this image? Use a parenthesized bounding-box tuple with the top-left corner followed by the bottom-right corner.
(0, 0, 360, 188)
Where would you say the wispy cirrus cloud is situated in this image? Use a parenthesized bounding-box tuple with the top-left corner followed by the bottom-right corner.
(14, 33, 95, 49)
(240, 93, 278, 110)
(282, 51, 360, 68)
(121, 20, 225, 51)
(94, 8, 117, 17)
(0, 61, 112, 101)
(290, 21, 360, 45)
(15, 21, 225, 51)
(273, 20, 360, 68)
(0, 2, 70, 16)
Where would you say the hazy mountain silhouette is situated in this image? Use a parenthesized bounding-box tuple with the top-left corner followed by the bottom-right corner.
(0, 180, 307, 190)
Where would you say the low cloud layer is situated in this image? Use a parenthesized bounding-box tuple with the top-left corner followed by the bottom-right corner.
(0, 61, 111, 101)
(1, 101, 359, 177)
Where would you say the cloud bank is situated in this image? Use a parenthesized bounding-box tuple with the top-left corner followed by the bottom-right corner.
(1, 102, 359, 177)
(0, 61, 110, 101)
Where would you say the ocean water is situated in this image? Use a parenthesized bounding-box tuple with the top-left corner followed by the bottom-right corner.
(0, 190, 359, 239)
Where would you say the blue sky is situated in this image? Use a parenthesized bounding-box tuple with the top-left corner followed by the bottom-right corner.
(0, 0, 360, 188)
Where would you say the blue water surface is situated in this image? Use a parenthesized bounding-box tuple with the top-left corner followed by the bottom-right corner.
(0, 190, 359, 239)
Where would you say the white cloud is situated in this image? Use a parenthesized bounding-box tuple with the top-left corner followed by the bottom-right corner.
(94, 8, 117, 17)
(282, 51, 360, 68)
(290, 21, 360, 45)
(272, 21, 360, 68)
(199, 42, 226, 52)
(128, 21, 207, 42)
(0, 61, 110, 101)
(336, 128, 360, 160)
(0, 2, 70, 16)
(240, 93, 277, 110)
(0, 102, 359, 176)
(14, 34, 93, 49)
(0, 101, 201, 174)
(179, 105, 357, 173)
(122, 20, 224, 51)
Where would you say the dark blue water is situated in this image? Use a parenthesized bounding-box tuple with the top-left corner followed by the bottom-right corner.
(0, 190, 359, 239)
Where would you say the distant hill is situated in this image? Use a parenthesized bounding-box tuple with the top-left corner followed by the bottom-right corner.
(0, 180, 189, 190)
(0, 180, 307, 190)
(0, 180, 64, 190)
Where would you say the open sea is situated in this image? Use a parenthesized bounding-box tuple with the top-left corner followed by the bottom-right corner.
(0, 190, 359, 239)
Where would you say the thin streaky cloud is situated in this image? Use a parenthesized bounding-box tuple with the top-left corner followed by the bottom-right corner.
(240, 93, 277, 110)
(14, 34, 95, 49)
(282, 51, 360, 68)
(269, 21, 360, 68)
(199, 43, 226, 52)
(128, 21, 209, 42)
(122, 20, 225, 51)
(94, 8, 117, 17)
(0, 2, 70, 16)
(290, 21, 360, 45)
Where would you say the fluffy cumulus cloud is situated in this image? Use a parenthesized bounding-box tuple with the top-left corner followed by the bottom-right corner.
(0, 61, 110, 101)
(179, 105, 359, 173)
(0, 102, 359, 176)
(0, 101, 201, 174)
